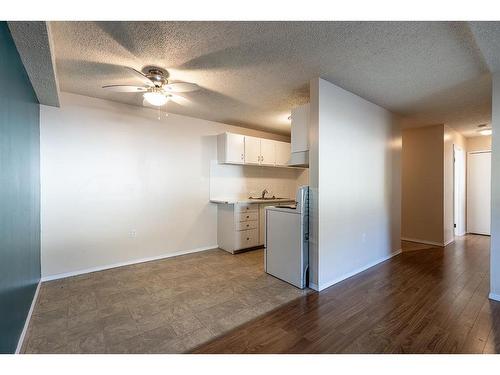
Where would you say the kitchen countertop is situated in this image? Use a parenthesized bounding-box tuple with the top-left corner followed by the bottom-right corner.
(210, 198, 295, 204)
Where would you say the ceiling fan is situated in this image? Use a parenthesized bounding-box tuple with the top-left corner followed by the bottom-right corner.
(102, 67, 199, 107)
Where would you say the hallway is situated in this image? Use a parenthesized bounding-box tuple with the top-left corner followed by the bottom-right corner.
(193, 235, 499, 353)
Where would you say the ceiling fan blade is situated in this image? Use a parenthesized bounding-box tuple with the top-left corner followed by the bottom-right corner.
(102, 85, 148, 92)
(125, 67, 155, 87)
(167, 93, 190, 106)
(163, 82, 200, 93)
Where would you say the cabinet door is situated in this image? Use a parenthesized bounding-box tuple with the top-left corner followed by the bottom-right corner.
(244, 136, 261, 164)
(275, 141, 291, 166)
(225, 133, 245, 164)
(260, 139, 276, 166)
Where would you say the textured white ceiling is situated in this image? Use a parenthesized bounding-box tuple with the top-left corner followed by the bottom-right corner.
(8, 21, 60, 107)
(49, 21, 497, 136)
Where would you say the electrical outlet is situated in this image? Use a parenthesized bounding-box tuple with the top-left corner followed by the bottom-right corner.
(362, 233, 367, 243)
(129, 230, 137, 238)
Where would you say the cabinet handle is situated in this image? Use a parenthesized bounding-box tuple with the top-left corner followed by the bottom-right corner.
(246, 215, 249, 218)
(246, 224, 249, 227)
(247, 237, 250, 241)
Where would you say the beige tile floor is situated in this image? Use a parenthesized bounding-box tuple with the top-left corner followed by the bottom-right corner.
(22, 248, 309, 353)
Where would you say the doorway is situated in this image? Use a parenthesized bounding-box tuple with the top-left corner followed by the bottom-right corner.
(453, 145, 466, 236)
(467, 150, 492, 235)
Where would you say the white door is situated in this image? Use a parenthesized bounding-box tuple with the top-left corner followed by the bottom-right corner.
(260, 139, 276, 166)
(275, 141, 291, 166)
(454, 145, 466, 236)
(225, 133, 245, 164)
(244, 136, 261, 165)
(467, 151, 491, 235)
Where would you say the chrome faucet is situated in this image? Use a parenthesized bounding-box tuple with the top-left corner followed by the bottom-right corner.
(261, 189, 268, 199)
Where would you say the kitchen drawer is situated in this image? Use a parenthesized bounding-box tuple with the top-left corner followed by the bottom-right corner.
(234, 204, 258, 213)
(236, 220, 258, 231)
(235, 229, 258, 249)
(237, 212, 258, 222)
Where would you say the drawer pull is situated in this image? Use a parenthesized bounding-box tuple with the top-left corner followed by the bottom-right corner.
(247, 237, 250, 241)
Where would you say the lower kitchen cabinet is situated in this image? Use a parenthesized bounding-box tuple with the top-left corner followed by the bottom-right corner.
(216, 201, 295, 254)
(217, 203, 260, 253)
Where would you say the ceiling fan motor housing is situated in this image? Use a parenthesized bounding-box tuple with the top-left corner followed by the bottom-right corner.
(146, 69, 167, 87)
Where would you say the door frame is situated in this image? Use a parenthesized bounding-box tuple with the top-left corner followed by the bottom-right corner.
(453, 144, 466, 236)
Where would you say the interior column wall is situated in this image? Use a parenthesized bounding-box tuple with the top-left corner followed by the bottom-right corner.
(444, 125, 467, 244)
(310, 77, 401, 291)
(490, 73, 500, 301)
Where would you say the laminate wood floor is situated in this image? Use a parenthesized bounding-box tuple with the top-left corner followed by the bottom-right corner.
(193, 235, 500, 354)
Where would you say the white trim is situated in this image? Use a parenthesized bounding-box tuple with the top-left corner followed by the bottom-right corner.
(15, 281, 41, 354)
(468, 150, 492, 155)
(444, 238, 455, 247)
(489, 292, 500, 302)
(316, 249, 402, 292)
(401, 237, 445, 247)
(41, 245, 218, 282)
(308, 282, 319, 291)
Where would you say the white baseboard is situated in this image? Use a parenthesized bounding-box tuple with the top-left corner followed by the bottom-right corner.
(317, 249, 402, 292)
(308, 282, 319, 291)
(401, 237, 445, 247)
(41, 245, 219, 282)
(15, 281, 41, 354)
(489, 292, 500, 302)
(443, 238, 455, 247)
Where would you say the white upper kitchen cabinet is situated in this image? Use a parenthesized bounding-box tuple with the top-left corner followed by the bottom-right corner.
(218, 132, 296, 169)
(260, 139, 276, 166)
(244, 136, 261, 165)
(275, 141, 291, 166)
(217, 132, 245, 164)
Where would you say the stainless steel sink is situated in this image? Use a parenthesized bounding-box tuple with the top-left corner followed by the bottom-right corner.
(248, 197, 290, 201)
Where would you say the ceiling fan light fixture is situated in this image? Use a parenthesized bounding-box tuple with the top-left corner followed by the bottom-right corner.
(478, 128, 492, 136)
(143, 91, 168, 106)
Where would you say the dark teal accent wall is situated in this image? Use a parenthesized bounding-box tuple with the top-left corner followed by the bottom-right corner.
(0, 21, 41, 354)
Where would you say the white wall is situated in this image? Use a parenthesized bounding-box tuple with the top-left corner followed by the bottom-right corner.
(209, 161, 308, 201)
(467, 135, 492, 152)
(490, 73, 500, 301)
(309, 78, 401, 291)
(40, 93, 297, 279)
